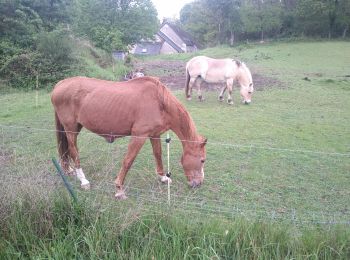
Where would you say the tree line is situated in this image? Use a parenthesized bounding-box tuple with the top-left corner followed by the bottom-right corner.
(0, 0, 158, 88)
(180, 0, 350, 46)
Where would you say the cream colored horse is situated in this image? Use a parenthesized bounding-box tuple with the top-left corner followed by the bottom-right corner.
(185, 56, 254, 105)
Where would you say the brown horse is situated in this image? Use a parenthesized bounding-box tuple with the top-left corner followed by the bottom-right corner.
(51, 76, 207, 199)
(185, 56, 254, 105)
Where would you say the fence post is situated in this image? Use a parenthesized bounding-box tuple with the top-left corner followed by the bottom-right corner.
(35, 74, 39, 108)
(166, 132, 171, 206)
(52, 158, 78, 203)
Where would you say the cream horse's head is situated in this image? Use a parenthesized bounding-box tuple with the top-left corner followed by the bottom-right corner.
(236, 62, 254, 104)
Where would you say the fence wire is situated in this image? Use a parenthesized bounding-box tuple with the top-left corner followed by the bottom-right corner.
(0, 124, 349, 226)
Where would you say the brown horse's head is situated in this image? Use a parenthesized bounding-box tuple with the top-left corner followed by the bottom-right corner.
(181, 136, 207, 188)
(237, 62, 254, 104)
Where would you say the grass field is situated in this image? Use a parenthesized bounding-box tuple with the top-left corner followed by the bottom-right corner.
(1, 41, 350, 258)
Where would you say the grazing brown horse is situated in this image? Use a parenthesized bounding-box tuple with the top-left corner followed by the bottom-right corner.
(185, 56, 254, 105)
(51, 76, 207, 199)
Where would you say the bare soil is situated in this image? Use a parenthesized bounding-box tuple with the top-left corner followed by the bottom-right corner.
(134, 59, 284, 91)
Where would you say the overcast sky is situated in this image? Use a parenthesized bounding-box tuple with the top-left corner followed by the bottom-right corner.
(152, 0, 193, 20)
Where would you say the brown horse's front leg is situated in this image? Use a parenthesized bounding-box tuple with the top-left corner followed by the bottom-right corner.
(150, 137, 171, 184)
(150, 137, 164, 175)
(115, 137, 146, 200)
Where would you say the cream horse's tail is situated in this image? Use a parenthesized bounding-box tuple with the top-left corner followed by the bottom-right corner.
(185, 66, 190, 98)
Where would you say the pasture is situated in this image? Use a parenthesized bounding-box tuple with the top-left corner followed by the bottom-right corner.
(1, 41, 350, 258)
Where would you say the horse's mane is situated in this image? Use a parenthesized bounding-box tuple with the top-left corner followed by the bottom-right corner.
(151, 78, 198, 141)
(235, 61, 252, 83)
(128, 77, 198, 140)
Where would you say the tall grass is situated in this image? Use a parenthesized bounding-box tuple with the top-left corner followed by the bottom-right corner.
(1, 194, 349, 259)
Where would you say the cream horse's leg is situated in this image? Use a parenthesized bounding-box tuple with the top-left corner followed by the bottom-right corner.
(226, 79, 234, 105)
(218, 85, 227, 102)
(197, 78, 205, 101)
(115, 137, 146, 200)
(187, 77, 196, 100)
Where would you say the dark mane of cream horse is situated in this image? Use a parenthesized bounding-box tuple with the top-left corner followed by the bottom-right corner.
(185, 56, 254, 105)
(51, 76, 207, 199)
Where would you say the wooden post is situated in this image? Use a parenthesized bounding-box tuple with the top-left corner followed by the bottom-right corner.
(35, 74, 39, 108)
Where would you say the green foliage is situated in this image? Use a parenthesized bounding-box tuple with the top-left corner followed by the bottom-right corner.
(0, 0, 43, 47)
(180, 0, 350, 46)
(35, 29, 77, 86)
(73, 0, 159, 51)
(90, 26, 124, 52)
(241, 0, 283, 41)
(0, 29, 76, 89)
(0, 0, 159, 89)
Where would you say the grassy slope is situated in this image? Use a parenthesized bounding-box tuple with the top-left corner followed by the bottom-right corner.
(0, 41, 350, 258)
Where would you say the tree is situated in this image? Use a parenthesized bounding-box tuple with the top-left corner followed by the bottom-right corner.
(240, 0, 283, 41)
(295, 0, 328, 36)
(0, 0, 43, 47)
(180, 1, 212, 45)
(338, 0, 350, 37)
(203, 0, 242, 45)
(73, 0, 158, 51)
(180, 0, 243, 46)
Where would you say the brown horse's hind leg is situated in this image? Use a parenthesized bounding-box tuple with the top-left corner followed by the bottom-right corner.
(115, 137, 146, 200)
(65, 124, 90, 189)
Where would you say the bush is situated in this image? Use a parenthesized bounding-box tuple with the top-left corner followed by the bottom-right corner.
(0, 29, 77, 89)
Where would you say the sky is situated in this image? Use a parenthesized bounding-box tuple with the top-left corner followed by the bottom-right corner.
(152, 0, 194, 20)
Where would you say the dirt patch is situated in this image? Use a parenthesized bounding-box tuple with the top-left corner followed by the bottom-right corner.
(134, 59, 284, 91)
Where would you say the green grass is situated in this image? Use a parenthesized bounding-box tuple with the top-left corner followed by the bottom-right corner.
(1, 41, 350, 258)
(1, 195, 349, 259)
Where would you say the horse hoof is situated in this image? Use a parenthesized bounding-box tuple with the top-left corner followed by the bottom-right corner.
(160, 175, 172, 184)
(228, 100, 233, 105)
(187, 96, 192, 101)
(115, 192, 127, 200)
(218, 96, 224, 102)
(81, 183, 90, 190)
(198, 96, 205, 102)
(188, 180, 202, 188)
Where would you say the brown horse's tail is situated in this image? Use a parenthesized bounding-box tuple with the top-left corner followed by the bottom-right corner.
(54, 112, 69, 168)
(185, 67, 190, 98)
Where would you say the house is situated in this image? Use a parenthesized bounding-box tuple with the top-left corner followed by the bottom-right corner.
(131, 21, 198, 55)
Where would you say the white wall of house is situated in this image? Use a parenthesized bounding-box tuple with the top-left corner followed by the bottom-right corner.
(159, 41, 178, 54)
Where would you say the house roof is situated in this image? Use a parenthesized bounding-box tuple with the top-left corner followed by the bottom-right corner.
(161, 21, 197, 47)
(132, 21, 197, 55)
(157, 30, 184, 53)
